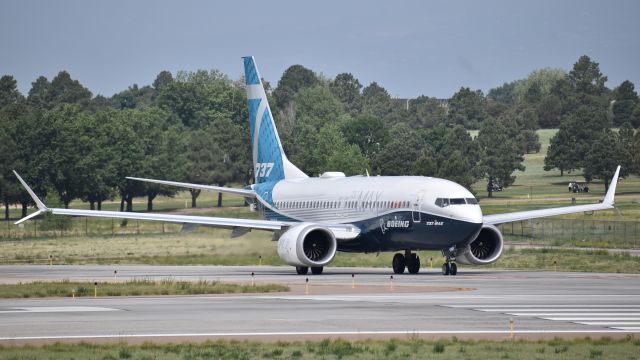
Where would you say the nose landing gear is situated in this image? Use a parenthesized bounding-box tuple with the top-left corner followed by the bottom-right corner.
(441, 247, 458, 276)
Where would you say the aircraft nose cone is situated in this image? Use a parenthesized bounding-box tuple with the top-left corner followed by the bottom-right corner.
(457, 203, 483, 224)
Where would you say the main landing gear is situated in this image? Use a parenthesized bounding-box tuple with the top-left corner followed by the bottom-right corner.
(441, 261, 457, 276)
(441, 248, 458, 276)
(392, 250, 421, 274)
(295, 266, 324, 275)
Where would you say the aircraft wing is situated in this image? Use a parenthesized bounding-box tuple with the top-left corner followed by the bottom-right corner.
(13, 171, 360, 239)
(126, 176, 256, 198)
(483, 166, 620, 225)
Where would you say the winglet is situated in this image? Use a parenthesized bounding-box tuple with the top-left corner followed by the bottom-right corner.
(12, 171, 47, 211)
(603, 165, 621, 206)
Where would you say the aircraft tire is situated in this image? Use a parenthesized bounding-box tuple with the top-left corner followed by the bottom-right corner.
(407, 254, 420, 274)
(442, 263, 450, 276)
(311, 266, 324, 275)
(296, 266, 309, 275)
(392, 253, 406, 274)
(450, 263, 457, 275)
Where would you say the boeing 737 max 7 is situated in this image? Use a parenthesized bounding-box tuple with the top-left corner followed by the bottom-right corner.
(14, 56, 621, 276)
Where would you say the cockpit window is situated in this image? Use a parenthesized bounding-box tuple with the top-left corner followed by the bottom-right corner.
(435, 198, 450, 207)
(436, 197, 476, 207)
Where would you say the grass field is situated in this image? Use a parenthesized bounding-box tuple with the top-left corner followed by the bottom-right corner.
(0, 279, 287, 298)
(0, 337, 637, 359)
(2, 232, 639, 273)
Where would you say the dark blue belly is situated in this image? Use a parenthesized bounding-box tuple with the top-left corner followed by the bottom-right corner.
(338, 211, 482, 252)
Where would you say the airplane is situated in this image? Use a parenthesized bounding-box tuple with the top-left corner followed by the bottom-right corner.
(13, 56, 622, 276)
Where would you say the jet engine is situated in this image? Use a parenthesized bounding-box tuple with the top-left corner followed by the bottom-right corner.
(277, 223, 337, 267)
(456, 224, 504, 265)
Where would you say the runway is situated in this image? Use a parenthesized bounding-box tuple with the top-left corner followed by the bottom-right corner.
(0, 265, 639, 343)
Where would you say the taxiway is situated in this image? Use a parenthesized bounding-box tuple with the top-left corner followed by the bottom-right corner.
(0, 265, 639, 343)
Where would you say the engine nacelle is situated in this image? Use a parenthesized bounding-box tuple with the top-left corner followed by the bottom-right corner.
(456, 224, 504, 265)
(277, 223, 337, 267)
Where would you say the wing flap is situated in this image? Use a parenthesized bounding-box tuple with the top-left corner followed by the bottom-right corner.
(50, 208, 284, 231)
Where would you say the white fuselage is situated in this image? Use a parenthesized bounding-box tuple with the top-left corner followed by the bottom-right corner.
(258, 174, 483, 226)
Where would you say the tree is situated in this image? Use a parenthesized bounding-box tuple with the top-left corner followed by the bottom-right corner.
(77, 111, 118, 210)
(42, 105, 90, 208)
(567, 55, 608, 98)
(422, 125, 480, 190)
(612, 80, 639, 127)
(330, 73, 362, 114)
(27, 76, 51, 109)
(632, 130, 640, 175)
(153, 71, 174, 91)
(47, 71, 92, 109)
(488, 81, 517, 105)
(339, 114, 389, 163)
(0, 105, 24, 219)
(517, 130, 541, 154)
(583, 130, 628, 191)
(293, 85, 344, 129)
(477, 117, 525, 197)
(361, 82, 394, 122)
(156, 69, 235, 129)
(544, 106, 611, 175)
(409, 96, 447, 128)
(290, 123, 368, 176)
(374, 124, 425, 176)
(112, 84, 155, 109)
(272, 65, 318, 110)
(447, 87, 486, 129)
(537, 95, 563, 128)
(0, 75, 23, 107)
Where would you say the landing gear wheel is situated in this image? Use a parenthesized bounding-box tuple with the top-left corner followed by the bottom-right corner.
(311, 266, 323, 275)
(407, 254, 420, 274)
(296, 266, 309, 275)
(449, 263, 458, 276)
(392, 253, 406, 274)
(441, 263, 450, 276)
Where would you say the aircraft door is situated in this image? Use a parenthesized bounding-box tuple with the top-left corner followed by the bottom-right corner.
(412, 190, 426, 223)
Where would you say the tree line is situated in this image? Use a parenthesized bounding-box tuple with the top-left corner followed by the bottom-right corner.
(1, 55, 639, 219)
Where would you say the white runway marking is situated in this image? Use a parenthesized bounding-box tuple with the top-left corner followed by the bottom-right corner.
(578, 322, 640, 326)
(543, 317, 640, 321)
(0, 307, 120, 314)
(507, 312, 640, 316)
(448, 304, 640, 308)
(477, 308, 640, 312)
(447, 304, 640, 331)
(0, 329, 636, 341)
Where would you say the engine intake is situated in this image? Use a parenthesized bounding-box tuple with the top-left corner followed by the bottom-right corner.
(456, 224, 504, 265)
(277, 223, 337, 267)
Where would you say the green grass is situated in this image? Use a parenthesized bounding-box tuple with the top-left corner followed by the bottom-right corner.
(2, 232, 638, 273)
(492, 248, 640, 273)
(0, 337, 637, 359)
(0, 279, 288, 298)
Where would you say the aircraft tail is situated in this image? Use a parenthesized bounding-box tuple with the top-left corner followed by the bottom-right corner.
(243, 56, 307, 184)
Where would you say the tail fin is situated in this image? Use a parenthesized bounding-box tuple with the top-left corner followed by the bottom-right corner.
(243, 56, 307, 184)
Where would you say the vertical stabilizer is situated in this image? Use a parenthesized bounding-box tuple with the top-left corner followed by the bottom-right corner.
(243, 56, 307, 184)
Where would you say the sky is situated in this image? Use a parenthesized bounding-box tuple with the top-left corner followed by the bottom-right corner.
(1, 0, 639, 99)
